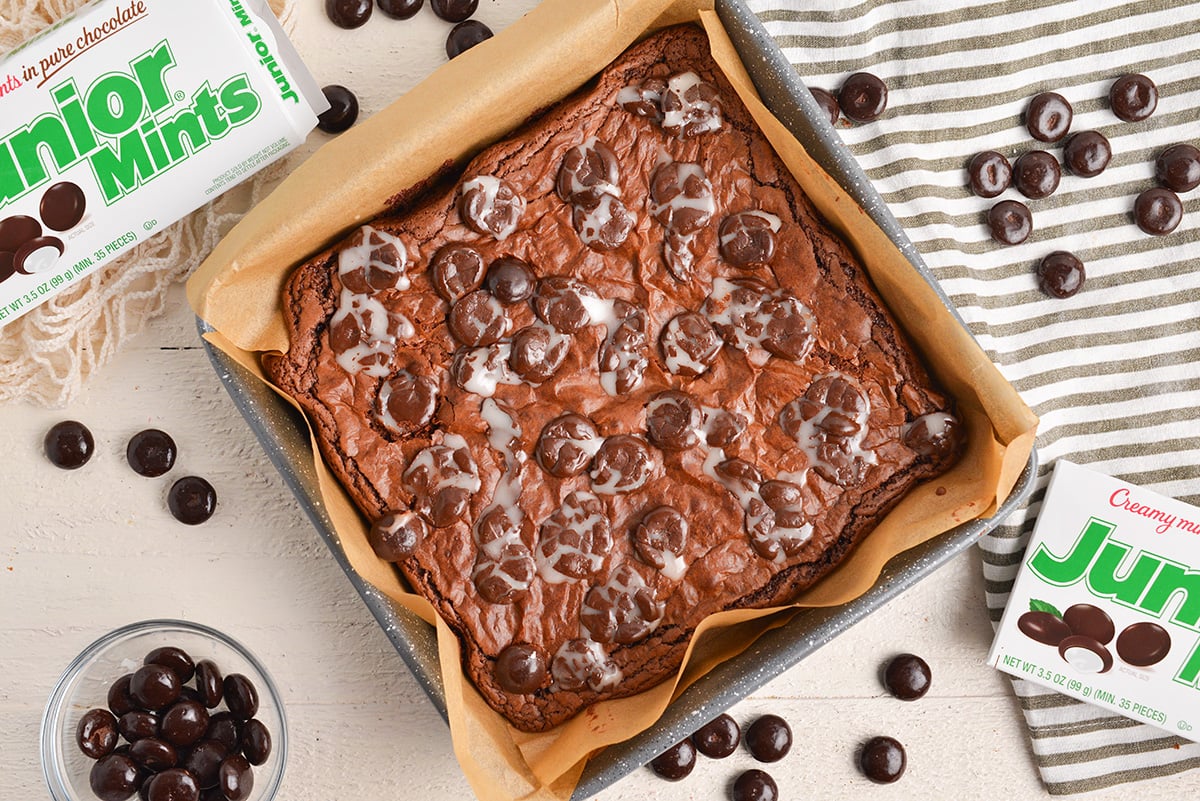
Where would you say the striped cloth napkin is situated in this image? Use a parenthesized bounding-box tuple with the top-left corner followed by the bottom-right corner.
(748, 0, 1200, 793)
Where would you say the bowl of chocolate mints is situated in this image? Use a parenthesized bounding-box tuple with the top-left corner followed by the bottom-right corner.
(41, 620, 287, 801)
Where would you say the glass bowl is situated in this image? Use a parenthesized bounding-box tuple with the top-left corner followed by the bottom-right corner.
(41, 619, 287, 801)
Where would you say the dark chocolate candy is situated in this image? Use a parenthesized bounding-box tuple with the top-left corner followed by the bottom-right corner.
(146, 768, 200, 801)
(127, 429, 177, 477)
(107, 674, 138, 717)
(146, 646, 195, 685)
(1155, 143, 1200, 193)
(719, 211, 778, 267)
(1026, 91, 1072, 142)
(810, 87, 839, 125)
(1063, 131, 1111, 178)
(1134, 187, 1183, 236)
(968, 151, 1011, 198)
(368, 510, 427, 560)
(128, 737, 178, 772)
(160, 699, 209, 747)
(0, 250, 14, 283)
(744, 714, 791, 762)
(1058, 634, 1113, 673)
(40, 181, 86, 230)
(448, 289, 510, 346)
(660, 311, 721, 376)
(838, 72, 888, 123)
(634, 505, 688, 574)
(1013, 150, 1060, 199)
(649, 738, 696, 781)
(14, 234, 64, 274)
(1116, 621, 1171, 667)
(692, 713, 740, 758)
(168, 476, 218, 525)
(182, 740, 227, 789)
(204, 712, 241, 753)
(44, 420, 95, 469)
(1110, 73, 1157, 122)
(446, 19, 492, 59)
(217, 754, 254, 801)
(646, 390, 702, 450)
(883, 653, 931, 700)
(859, 736, 906, 783)
(1037, 251, 1085, 299)
(77, 708, 120, 760)
(325, 0, 372, 28)
(377, 0, 422, 19)
(485, 257, 536, 304)
(223, 674, 260, 720)
(195, 660, 224, 708)
(90, 753, 141, 801)
(494, 643, 549, 694)
(130, 662, 182, 710)
(317, 85, 359, 133)
(240, 718, 272, 765)
(509, 325, 568, 383)
(431, 0, 476, 21)
(732, 768, 778, 801)
(430, 243, 486, 302)
(987, 200, 1032, 245)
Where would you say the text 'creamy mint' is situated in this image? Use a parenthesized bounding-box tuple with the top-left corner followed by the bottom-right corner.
(0, 0, 327, 327)
(989, 461, 1200, 741)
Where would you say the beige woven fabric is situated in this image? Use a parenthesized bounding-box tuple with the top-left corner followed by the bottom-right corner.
(0, 0, 296, 408)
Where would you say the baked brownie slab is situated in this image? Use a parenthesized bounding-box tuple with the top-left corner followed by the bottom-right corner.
(264, 24, 962, 732)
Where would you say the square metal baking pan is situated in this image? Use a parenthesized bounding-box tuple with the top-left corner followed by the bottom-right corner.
(199, 0, 1037, 796)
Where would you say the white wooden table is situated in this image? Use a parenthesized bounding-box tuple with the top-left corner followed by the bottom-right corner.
(3, 2, 1196, 799)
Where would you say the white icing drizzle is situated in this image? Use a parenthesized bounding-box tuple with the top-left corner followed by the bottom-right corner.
(404, 433, 481, 493)
(650, 162, 716, 224)
(471, 399, 534, 601)
(331, 291, 415, 377)
(787, 372, 878, 480)
(457, 344, 522, 397)
(662, 71, 723, 137)
(551, 638, 622, 692)
(581, 564, 664, 643)
(462, 175, 523, 240)
(589, 438, 658, 495)
(717, 209, 782, 250)
(703, 278, 815, 364)
(575, 193, 625, 249)
(338, 225, 410, 291)
(657, 550, 688, 581)
(905, 411, 954, 439)
(536, 491, 608, 584)
(578, 294, 647, 397)
(569, 136, 621, 199)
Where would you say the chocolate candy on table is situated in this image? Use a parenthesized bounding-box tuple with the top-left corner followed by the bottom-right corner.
(240, 718, 273, 765)
(1063, 131, 1112, 178)
(218, 753, 254, 801)
(127, 429, 178, 478)
(317, 85, 359, 134)
(744, 713, 792, 762)
(90, 753, 141, 801)
(77, 708, 120, 759)
(967, 151, 1012, 198)
(859, 735, 906, 783)
(810, 87, 840, 125)
(838, 72, 888, 123)
(446, 19, 493, 59)
(1025, 91, 1073, 143)
(325, 0, 372, 28)
(1037, 251, 1085, 299)
(430, 0, 476, 22)
(692, 713, 741, 758)
(1109, 73, 1157, 122)
(145, 768, 200, 801)
(44, 420, 95, 469)
(1134, 187, 1183, 236)
(1062, 603, 1114, 644)
(987, 199, 1033, 245)
(649, 738, 696, 781)
(377, 0, 422, 19)
(40, 181, 87, 231)
(1155, 143, 1200, 193)
(223, 674, 260, 720)
(732, 768, 778, 801)
(1116, 621, 1171, 667)
(1013, 150, 1061, 199)
(1017, 610, 1072, 646)
(168, 476, 218, 525)
(883, 653, 931, 700)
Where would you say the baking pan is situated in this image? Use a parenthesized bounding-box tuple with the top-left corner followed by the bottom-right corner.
(199, 0, 1037, 795)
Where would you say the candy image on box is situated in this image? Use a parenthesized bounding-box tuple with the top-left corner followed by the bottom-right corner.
(0, 0, 327, 326)
(989, 460, 1200, 740)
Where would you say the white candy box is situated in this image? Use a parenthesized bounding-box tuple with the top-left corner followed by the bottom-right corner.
(0, 0, 326, 326)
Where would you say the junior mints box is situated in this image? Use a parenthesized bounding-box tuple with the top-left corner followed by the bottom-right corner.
(989, 460, 1200, 741)
(0, 0, 326, 326)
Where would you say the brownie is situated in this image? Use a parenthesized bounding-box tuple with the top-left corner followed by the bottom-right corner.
(263, 24, 962, 732)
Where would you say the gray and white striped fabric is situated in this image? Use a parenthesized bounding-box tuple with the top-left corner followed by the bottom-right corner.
(749, 0, 1200, 793)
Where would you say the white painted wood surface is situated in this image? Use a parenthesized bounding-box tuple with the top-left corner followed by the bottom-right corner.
(2, 2, 1196, 799)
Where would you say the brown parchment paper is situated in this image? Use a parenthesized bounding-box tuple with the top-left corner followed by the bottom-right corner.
(187, 1, 1039, 798)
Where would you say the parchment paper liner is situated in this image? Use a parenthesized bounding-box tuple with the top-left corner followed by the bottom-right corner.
(188, 1, 1039, 798)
